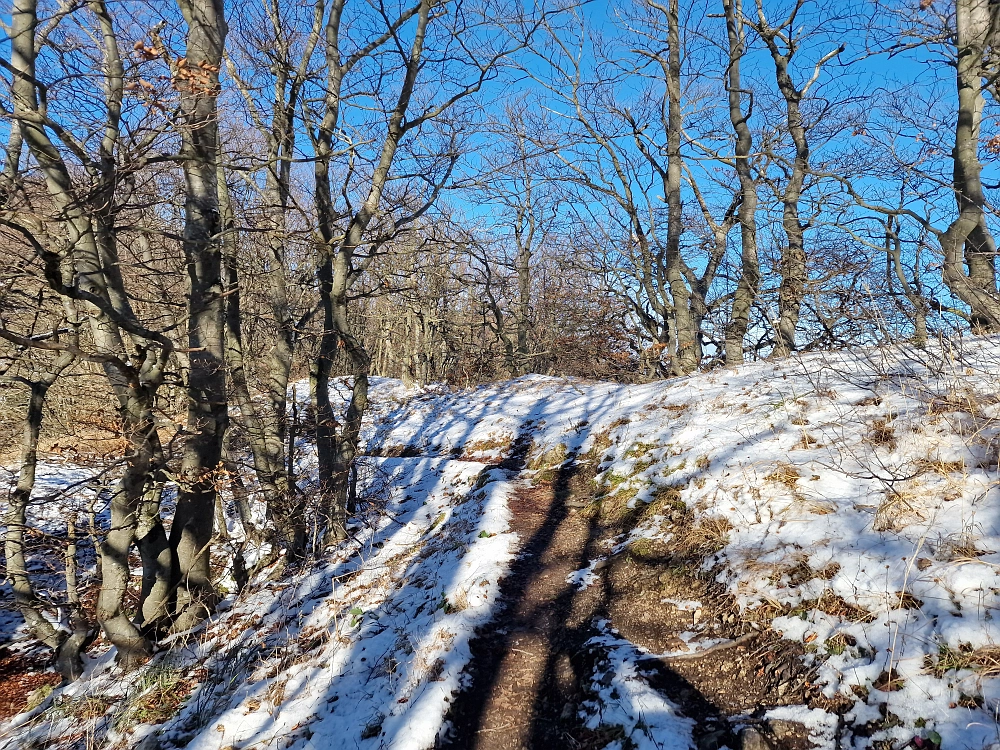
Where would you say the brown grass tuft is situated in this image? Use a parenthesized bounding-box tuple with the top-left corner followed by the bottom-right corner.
(765, 463, 800, 489)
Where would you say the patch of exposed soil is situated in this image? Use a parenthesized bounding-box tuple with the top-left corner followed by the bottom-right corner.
(440, 456, 841, 750)
(439, 464, 608, 749)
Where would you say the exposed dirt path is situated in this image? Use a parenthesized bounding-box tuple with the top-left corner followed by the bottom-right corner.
(438, 463, 610, 750)
(439, 456, 838, 750)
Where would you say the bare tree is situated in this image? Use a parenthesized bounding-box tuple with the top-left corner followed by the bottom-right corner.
(4, 0, 175, 662)
(746, 0, 844, 357)
(722, 0, 760, 364)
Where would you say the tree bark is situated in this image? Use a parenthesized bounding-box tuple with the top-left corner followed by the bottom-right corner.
(662, 0, 698, 375)
(942, 0, 1000, 331)
(723, 0, 760, 364)
(313, 0, 431, 541)
(9, 0, 167, 664)
(3, 352, 85, 680)
(170, 0, 228, 632)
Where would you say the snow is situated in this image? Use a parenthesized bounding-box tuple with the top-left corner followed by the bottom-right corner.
(765, 706, 839, 749)
(567, 557, 607, 590)
(9, 337, 1000, 747)
(582, 621, 695, 750)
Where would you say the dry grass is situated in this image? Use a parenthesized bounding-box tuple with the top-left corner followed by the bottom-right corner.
(926, 643, 1000, 678)
(463, 433, 515, 458)
(131, 680, 194, 724)
(672, 515, 732, 557)
(62, 695, 115, 721)
(866, 417, 897, 449)
(753, 590, 876, 624)
(926, 388, 987, 417)
(892, 591, 923, 610)
(264, 677, 288, 712)
(935, 530, 994, 561)
(622, 440, 660, 460)
(793, 432, 821, 449)
(800, 497, 837, 515)
(583, 483, 642, 525)
(581, 427, 615, 465)
(765, 463, 800, 489)
(913, 457, 967, 475)
(873, 487, 925, 532)
(527, 442, 569, 480)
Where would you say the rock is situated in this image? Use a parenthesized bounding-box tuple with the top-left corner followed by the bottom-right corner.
(764, 718, 816, 750)
(698, 728, 729, 750)
(769, 719, 804, 742)
(740, 727, 772, 750)
(134, 736, 160, 750)
(592, 558, 611, 571)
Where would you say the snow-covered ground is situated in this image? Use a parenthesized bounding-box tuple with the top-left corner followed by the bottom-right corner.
(6, 336, 1000, 748)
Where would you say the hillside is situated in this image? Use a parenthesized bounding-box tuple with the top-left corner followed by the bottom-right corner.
(5, 338, 1000, 749)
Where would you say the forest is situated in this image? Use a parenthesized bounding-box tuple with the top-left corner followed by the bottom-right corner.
(4, 0, 1000, 748)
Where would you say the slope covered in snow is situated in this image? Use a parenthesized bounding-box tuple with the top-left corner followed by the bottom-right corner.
(5, 336, 1000, 749)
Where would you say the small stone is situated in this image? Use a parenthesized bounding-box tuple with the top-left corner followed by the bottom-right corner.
(768, 719, 805, 742)
(698, 728, 728, 750)
(739, 726, 772, 750)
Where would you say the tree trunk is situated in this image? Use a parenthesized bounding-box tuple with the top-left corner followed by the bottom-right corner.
(723, 0, 760, 364)
(662, 0, 698, 375)
(515, 244, 531, 375)
(3, 352, 89, 681)
(170, 0, 228, 632)
(10, 0, 163, 664)
(312, 0, 432, 540)
(942, 0, 1000, 330)
(218, 146, 302, 554)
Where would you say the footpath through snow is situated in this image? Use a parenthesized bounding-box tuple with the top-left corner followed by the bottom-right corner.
(5, 337, 1000, 749)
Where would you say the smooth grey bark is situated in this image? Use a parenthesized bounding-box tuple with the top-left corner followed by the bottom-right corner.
(223, 5, 323, 555)
(312, 0, 429, 540)
(515, 242, 532, 374)
(750, 1, 840, 356)
(2, 348, 93, 681)
(884, 215, 929, 347)
(940, 0, 1000, 331)
(722, 0, 760, 364)
(170, 0, 228, 632)
(8, 0, 171, 664)
(685, 171, 739, 364)
(659, 0, 698, 375)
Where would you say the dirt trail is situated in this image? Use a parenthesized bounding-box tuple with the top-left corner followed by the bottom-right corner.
(438, 457, 833, 750)
(438, 463, 609, 749)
